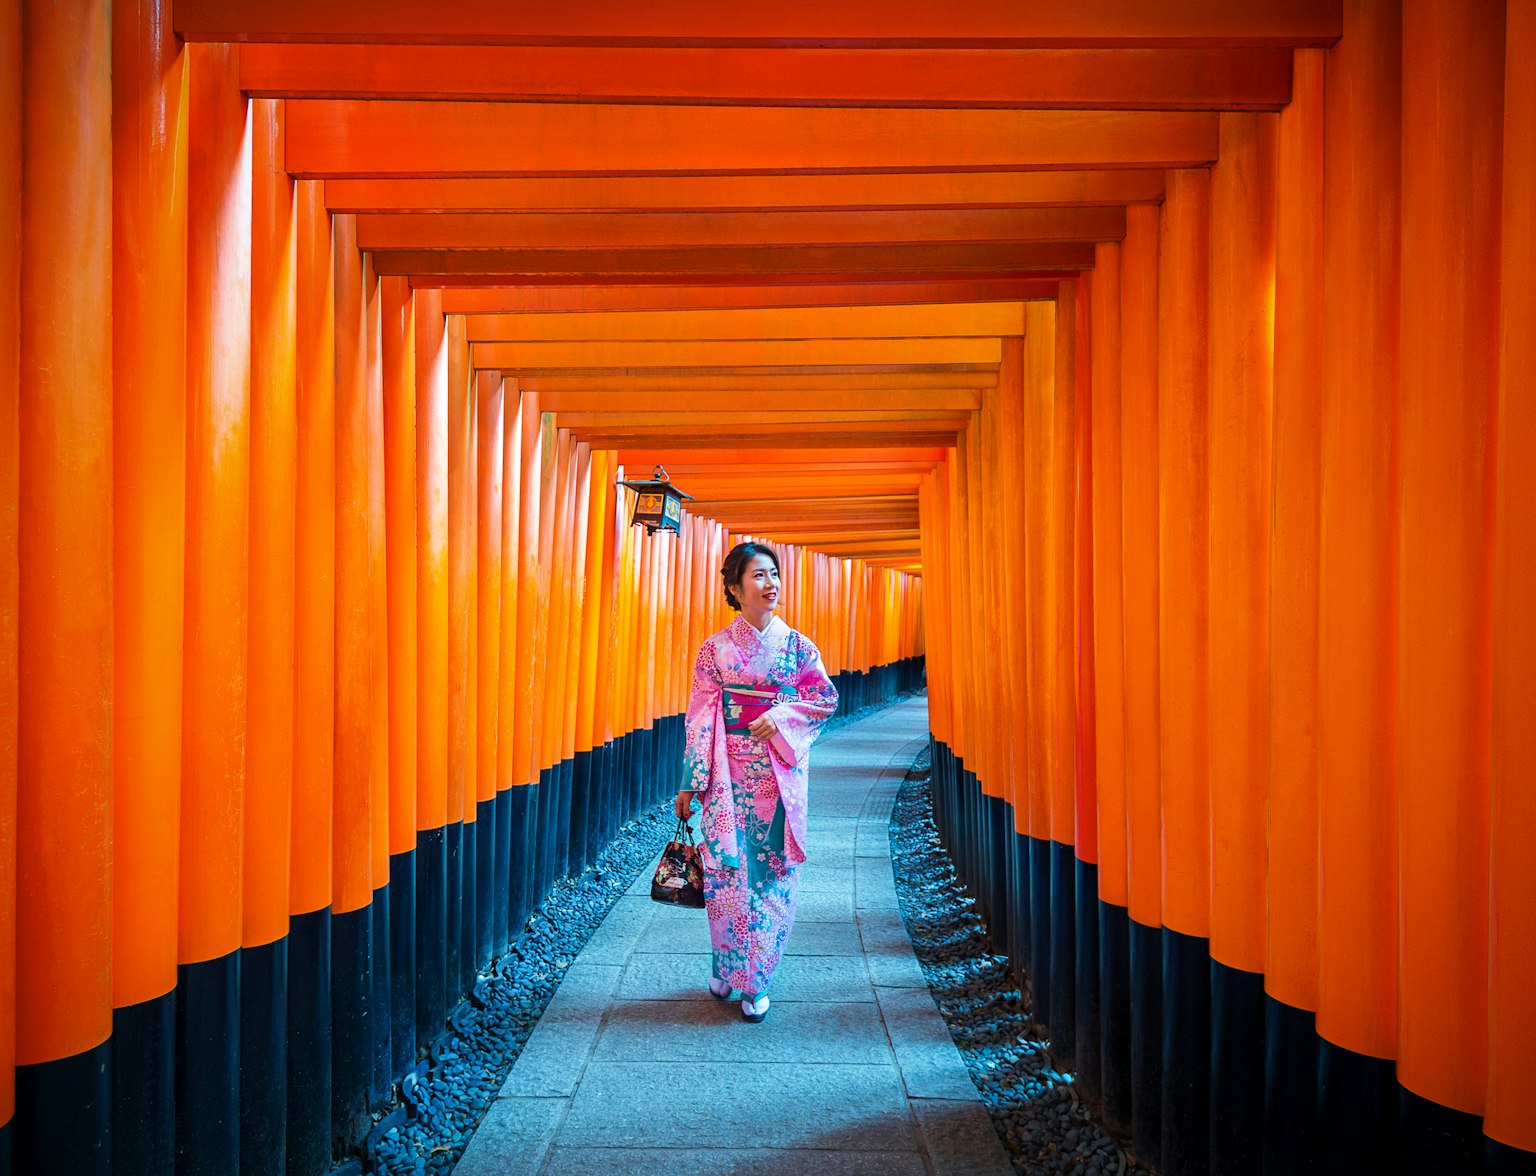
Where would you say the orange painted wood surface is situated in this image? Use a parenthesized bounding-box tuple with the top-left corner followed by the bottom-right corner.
(175, 0, 1342, 47)
(0, 0, 17, 1115)
(243, 44, 1292, 109)
(246, 97, 296, 947)
(438, 281, 1063, 315)
(284, 101, 1217, 177)
(476, 375, 505, 803)
(415, 288, 450, 831)
(180, 41, 251, 966)
(112, 0, 190, 1005)
(16, 0, 114, 1067)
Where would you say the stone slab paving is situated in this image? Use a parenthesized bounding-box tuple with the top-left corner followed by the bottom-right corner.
(456, 696, 1013, 1176)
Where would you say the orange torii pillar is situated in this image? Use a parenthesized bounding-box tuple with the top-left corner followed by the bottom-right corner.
(289, 176, 336, 1176)
(110, 0, 187, 1169)
(0, 0, 16, 1165)
(179, 39, 252, 1175)
(244, 94, 297, 1176)
(14, 0, 113, 1170)
(475, 372, 505, 965)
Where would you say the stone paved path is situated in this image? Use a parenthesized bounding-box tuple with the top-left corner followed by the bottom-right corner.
(456, 695, 1013, 1176)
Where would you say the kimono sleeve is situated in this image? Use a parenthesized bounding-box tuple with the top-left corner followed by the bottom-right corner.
(766, 634, 839, 768)
(681, 639, 725, 795)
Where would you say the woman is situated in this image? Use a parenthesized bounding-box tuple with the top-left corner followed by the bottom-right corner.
(675, 542, 839, 1023)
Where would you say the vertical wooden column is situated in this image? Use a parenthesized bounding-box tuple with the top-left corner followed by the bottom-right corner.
(1206, 110, 1277, 1176)
(573, 451, 610, 872)
(1050, 282, 1079, 1063)
(363, 255, 391, 1108)
(475, 374, 504, 964)
(110, 0, 187, 1167)
(1397, 1, 1504, 1164)
(180, 40, 251, 1175)
(1266, 46, 1325, 1174)
(380, 274, 417, 1078)
(332, 212, 374, 1146)
(414, 287, 449, 1040)
(509, 391, 542, 929)
(1088, 241, 1132, 1136)
(1317, 3, 1402, 1165)
(493, 382, 523, 950)
(242, 95, 295, 1176)
(444, 315, 471, 1000)
(15, 0, 113, 1167)
(1487, 0, 1536, 1158)
(0, 0, 18, 1157)
(1118, 202, 1162, 1167)
(287, 176, 336, 1176)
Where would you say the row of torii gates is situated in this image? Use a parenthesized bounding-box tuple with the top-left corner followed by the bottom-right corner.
(3, 2, 1534, 1174)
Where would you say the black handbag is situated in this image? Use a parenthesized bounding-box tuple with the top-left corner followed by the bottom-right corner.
(650, 819, 706, 908)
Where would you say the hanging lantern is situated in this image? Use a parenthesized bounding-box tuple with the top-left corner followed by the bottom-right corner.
(617, 464, 694, 535)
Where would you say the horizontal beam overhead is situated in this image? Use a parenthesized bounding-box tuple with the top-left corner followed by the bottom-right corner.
(284, 101, 1218, 176)
(540, 390, 980, 411)
(436, 279, 1063, 314)
(616, 446, 946, 465)
(465, 303, 1027, 342)
(472, 337, 1002, 367)
(355, 206, 1126, 251)
(328, 171, 1164, 214)
(244, 45, 1292, 109)
(509, 371, 997, 389)
(177, 0, 1342, 46)
(373, 242, 1098, 277)
(577, 430, 956, 448)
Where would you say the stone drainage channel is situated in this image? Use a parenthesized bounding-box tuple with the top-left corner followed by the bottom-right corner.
(345, 699, 1136, 1176)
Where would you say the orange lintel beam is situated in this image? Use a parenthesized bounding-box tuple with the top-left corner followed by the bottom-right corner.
(559, 410, 969, 431)
(514, 371, 996, 390)
(372, 243, 1098, 279)
(472, 338, 1002, 368)
(589, 430, 956, 449)
(330, 173, 1164, 215)
(437, 280, 1063, 314)
(357, 208, 1125, 252)
(465, 304, 1026, 343)
(245, 45, 1292, 109)
(574, 420, 961, 441)
(284, 102, 1218, 178)
(539, 390, 980, 412)
(619, 446, 945, 465)
(177, 0, 1341, 48)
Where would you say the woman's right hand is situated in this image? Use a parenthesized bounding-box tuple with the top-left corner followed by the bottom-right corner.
(675, 790, 696, 821)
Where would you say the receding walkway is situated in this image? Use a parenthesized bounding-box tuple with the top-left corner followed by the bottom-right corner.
(456, 695, 1013, 1176)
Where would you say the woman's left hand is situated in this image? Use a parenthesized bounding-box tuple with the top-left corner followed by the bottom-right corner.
(748, 713, 778, 740)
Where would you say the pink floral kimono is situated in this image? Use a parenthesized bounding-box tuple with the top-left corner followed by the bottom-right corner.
(683, 614, 839, 995)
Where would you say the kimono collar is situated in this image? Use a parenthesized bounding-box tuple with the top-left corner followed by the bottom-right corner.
(729, 612, 784, 652)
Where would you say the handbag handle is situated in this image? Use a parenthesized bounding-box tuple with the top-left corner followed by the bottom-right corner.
(673, 817, 696, 845)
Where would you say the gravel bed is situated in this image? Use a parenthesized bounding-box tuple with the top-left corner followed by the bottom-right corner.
(889, 747, 1145, 1176)
(349, 689, 925, 1175)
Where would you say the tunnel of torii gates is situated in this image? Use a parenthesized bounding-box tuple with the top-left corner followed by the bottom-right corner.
(1, 1, 1534, 1174)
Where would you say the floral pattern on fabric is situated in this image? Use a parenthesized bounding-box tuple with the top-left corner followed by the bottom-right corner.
(682, 614, 839, 873)
(681, 614, 838, 995)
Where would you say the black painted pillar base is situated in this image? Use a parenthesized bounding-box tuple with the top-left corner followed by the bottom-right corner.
(570, 750, 592, 876)
(1485, 1138, 1536, 1176)
(175, 950, 241, 1176)
(386, 852, 416, 1078)
(1210, 960, 1265, 1176)
(1317, 1037, 1396, 1176)
(1008, 828, 1031, 994)
(1074, 859, 1102, 1109)
(0, 1115, 11, 1176)
(17, 1038, 111, 1176)
(370, 886, 393, 1108)
(240, 937, 288, 1176)
(286, 908, 331, 1176)
(445, 822, 463, 1015)
(1099, 902, 1134, 1138)
(1049, 840, 1077, 1066)
(113, 989, 175, 1176)
(491, 789, 512, 956)
(416, 826, 448, 1048)
(1399, 1086, 1482, 1175)
(505, 785, 531, 944)
(1129, 917, 1164, 1168)
(1161, 927, 1211, 1176)
(1263, 996, 1317, 1176)
(475, 799, 496, 970)
(1029, 835, 1053, 1034)
(331, 904, 373, 1156)
(554, 757, 574, 884)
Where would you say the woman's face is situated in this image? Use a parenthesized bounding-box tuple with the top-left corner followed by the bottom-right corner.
(732, 554, 781, 614)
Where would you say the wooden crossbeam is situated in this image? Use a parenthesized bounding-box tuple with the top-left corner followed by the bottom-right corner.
(436, 280, 1063, 314)
(356, 207, 1126, 251)
(284, 101, 1218, 177)
(539, 390, 981, 411)
(177, 0, 1342, 47)
(245, 45, 1292, 109)
(511, 372, 996, 389)
(473, 338, 1001, 368)
(330, 172, 1164, 214)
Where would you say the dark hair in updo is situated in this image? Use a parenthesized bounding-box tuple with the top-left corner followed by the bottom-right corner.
(721, 542, 780, 612)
